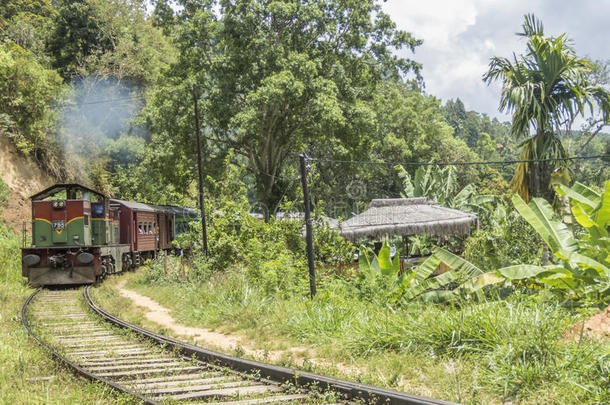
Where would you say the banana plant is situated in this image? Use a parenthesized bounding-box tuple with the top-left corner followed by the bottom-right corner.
(509, 180, 610, 298)
(357, 241, 495, 303)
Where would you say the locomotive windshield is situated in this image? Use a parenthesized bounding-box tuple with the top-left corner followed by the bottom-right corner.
(30, 184, 105, 202)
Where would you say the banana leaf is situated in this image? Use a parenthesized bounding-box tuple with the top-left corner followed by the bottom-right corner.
(432, 247, 484, 278)
(358, 245, 376, 282)
(537, 276, 578, 289)
(377, 241, 399, 277)
(571, 204, 597, 229)
(556, 249, 610, 277)
(459, 271, 504, 293)
(556, 182, 600, 211)
(512, 194, 576, 253)
(498, 264, 549, 280)
(596, 180, 610, 227)
(411, 254, 441, 284)
(405, 268, 459, 300)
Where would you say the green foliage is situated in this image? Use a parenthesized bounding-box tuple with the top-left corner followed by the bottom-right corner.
(0, 177, 8, 213)
(171, 155, 352, 296)
(145, 0, 423, 209)
(442, 98, 517, 182)
(47, 0, 172, 81)
(465, 209, 544, 269)
(311, 219, 354, 265)
(317, 81, 485, 204)
(0, 223, 21, 284)
(395, 163, 501, 226)
(125, 267, 610, 403)
(353, 241, 499, 305)
(484, 182, 610, 303)
(47, 0, 114, 78)
(0, 42, 64, 175)
(0, 0, 57, 57)
(346, 296, 608, 401)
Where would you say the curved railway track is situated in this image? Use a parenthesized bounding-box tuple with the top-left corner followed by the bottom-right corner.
(22, 287, 455, 405)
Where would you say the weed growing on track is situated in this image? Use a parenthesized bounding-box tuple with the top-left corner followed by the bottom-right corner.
(0, 224, 135, 404)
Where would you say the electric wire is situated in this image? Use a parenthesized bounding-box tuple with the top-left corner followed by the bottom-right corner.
(303, 154, 610, 167)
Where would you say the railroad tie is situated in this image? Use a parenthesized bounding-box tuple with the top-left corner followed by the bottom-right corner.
(156, 384, 283, 401)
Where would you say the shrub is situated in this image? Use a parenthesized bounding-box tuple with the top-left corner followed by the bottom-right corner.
(0, 177, 8, 213)
(464, 209, 543, 269)
(167, 154, 352, 295)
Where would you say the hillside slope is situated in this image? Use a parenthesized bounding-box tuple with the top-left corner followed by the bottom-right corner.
(0, 136, 54, 230)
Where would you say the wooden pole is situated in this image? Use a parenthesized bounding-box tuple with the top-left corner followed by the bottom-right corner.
(192, 85, 209, 256)
(299, 153, 316, 297)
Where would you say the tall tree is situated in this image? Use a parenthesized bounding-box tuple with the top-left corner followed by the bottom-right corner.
(483, 14, 610, 202)
(147, 0, 422, 211)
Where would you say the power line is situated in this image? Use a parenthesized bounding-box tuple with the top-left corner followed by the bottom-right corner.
(77, 96, 146, 105)
(305, 154, 610, 167)
(63, 87, 189, 106)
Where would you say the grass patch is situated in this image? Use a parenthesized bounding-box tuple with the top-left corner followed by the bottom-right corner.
(0, 224, 135, 404)
(93, 263, 609, 405)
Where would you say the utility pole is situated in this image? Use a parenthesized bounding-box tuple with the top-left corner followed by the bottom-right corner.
(299, 153, 316, 297)
(192, 85, 209, 256)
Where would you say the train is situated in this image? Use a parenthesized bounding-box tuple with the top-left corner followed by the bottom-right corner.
(21, 183, 197, 286)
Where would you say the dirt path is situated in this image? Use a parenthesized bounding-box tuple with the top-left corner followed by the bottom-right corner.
(115, 280, 362, 375)
(566, 305, 610, 340)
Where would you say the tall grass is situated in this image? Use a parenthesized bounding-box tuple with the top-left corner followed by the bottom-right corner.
(126, 264, 610, 404)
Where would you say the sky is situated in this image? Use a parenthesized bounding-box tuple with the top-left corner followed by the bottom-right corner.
(380, 0, 610, 122)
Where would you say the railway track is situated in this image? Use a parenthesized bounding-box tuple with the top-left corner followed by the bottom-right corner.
(22, 287, 455, 405)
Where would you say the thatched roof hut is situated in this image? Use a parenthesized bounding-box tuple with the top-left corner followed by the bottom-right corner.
(340, 198, 477, 241)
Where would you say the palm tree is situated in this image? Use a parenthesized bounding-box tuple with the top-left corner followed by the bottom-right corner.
(484, 14, 610, 202)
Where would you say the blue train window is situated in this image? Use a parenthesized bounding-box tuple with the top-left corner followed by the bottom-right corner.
(92, 203, 104, 217)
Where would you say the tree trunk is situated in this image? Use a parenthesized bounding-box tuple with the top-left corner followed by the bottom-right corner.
(528, 131, 554, 203)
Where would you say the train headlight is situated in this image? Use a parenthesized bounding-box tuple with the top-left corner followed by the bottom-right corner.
(22, 254, 40, 267)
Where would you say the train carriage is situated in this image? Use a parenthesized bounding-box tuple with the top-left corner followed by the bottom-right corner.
(22, 183, 198, 286)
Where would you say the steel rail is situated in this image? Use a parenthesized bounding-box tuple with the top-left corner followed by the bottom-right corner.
(21, 288, 160, 405)
(84, 286, 457, 405)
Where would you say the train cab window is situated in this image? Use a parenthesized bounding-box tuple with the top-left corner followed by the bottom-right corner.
(138, 222, 143, 234)
(84, 214, 89, 226)
(92, 203, 104, 218)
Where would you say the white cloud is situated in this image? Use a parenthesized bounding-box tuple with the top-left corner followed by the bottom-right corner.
(383, 0, 479, 48)
(381, 0, 610, 122)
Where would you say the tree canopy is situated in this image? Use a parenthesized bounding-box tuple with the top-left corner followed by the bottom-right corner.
(146, 0, 423, 210)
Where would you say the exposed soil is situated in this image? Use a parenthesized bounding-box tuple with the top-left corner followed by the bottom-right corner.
(566, 305, 610, 341)
(115, 280, 363, 375)
(0, 136, 53, 231)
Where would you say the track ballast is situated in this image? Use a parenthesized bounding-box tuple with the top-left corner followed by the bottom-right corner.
(22, 287, 456, 405)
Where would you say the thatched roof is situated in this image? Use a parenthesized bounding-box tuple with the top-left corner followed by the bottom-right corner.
(340, 198, 477, 241)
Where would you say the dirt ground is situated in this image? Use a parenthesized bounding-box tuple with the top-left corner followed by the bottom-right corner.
(115, 280, 363, 375)
(566, 305, 610, 340)
(0, 136, 53, 231)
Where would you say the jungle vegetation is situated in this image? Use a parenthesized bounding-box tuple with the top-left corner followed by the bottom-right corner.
(1, 2, 609, 404)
